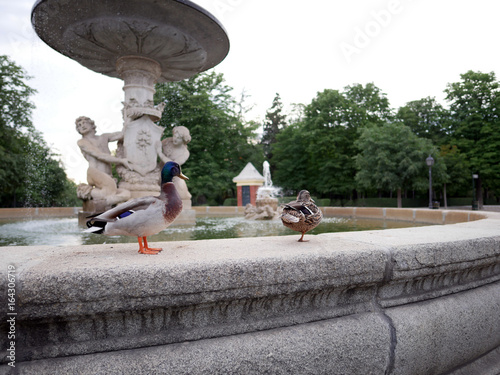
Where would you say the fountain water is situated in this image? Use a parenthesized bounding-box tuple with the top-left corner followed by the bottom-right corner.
(245, 161, 282, 220)
(256, 161, 282, 199)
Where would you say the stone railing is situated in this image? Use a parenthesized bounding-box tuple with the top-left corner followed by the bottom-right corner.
(0, 207, 81, 219)
(1, 208, 499, 374)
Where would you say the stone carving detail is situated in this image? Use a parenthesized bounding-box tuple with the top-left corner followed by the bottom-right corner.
(66, 18, 207, 81)
(75, 116, 131, 211)
(123, 21, 158, 53)
(123, 98, 166, 122)
(137, 129, 152, 152)
(244, 202, 280, 220)
(379, 262, 500, 308)
(117, 115, 168, 196)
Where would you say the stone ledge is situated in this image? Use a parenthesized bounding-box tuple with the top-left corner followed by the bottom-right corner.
(0, 207, 81, 219)
(1, 210, 499, 374)
(13, 313, 392, 375)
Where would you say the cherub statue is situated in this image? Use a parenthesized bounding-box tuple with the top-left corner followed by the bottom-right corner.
(75, 116, 131, 207)
(162, 126, 192, 202)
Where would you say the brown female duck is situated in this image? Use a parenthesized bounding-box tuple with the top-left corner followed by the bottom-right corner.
(280, 190, 323, 242)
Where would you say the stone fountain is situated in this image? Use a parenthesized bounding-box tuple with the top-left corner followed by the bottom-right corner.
(244, 161, 282, 220)
(31, 0, 229, 221)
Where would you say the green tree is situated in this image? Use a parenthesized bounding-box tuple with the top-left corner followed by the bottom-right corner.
(0, 55, 36, 205)
(397, 97, 450, 145)
(302, 89, 358, 198)
(355, 122, 446, 208)
(271, 83, 392, 201)
(271, 122, 309, 193)
(155, 72, 263, 205)
(343, 82, 393, 126)
(22, 130, 80, 207)
(397, 96, 467, 205)
(444, 70, 500, 204)
(439, 144, 470, 205)
(0, 55, 77, 207)
(261, 93, 286, 164)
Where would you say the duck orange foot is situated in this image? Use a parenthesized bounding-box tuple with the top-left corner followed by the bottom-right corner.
(137, 237, 163, 255)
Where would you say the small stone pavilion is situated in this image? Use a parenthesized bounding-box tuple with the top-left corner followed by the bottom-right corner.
(232, 162, 264, 206)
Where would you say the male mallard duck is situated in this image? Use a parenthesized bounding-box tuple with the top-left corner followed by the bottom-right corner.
(85, 161, 188, 254)
(280, 190, 323, 242)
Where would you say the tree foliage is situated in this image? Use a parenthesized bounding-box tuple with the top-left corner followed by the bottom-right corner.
(271, 83, 391, 199)
(0, 55, 77, 207)
(396, 97, 450, 145)
(155, 72, 264, 205)
(438, 144, 470, 197)
(397, 96, 470, 199)
(271, 122, 309, 194)
(444, 70, 500, 199)
(355, 122, 446, 207)
(151, 71, 500, 206)
(261, 93, 286, 163)
(343, 82, 393, 125)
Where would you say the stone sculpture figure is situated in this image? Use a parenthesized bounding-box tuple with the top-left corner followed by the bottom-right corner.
(244, 203, 279, 220)
(162, 126, 192, 207)
(75, 116, 131, 211)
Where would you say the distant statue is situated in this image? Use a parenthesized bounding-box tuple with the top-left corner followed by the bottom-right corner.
(244, 203, 280, 220)
(162, 126, 192, 202)
(75, 116, 131, 207)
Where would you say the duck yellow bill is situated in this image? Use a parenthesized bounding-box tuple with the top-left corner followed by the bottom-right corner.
(179, 172, 189, 180)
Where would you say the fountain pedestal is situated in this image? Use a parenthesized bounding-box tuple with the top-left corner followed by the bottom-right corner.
(115, 56, 166, 198)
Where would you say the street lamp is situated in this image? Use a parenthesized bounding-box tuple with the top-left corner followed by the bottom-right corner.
(426, 155, 434, 209)
(472, 174, 479, 210)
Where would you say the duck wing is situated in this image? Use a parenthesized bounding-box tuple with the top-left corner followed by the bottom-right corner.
(89, 197, 159, 223)
(284, 201, 314, 216)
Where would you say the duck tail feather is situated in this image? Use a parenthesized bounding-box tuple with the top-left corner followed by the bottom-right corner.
(85, 219, 107, 234)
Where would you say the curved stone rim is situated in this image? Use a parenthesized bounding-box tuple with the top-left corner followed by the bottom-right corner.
(1, 208, 499, 373)
(31, 0, 230, 81)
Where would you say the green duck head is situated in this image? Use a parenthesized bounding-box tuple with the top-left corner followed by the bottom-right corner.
(161, 161, 189, 184)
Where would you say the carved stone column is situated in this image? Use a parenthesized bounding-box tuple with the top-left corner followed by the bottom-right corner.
(116, 56, 166, 198)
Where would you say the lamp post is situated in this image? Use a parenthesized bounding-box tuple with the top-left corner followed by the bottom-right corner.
(426, 155, 434, 209)
(472, 174, 479, 210)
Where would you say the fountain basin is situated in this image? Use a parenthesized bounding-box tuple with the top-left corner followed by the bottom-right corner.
(1, 208, 499, 373)
(31, 0, 229, 81)
(0, 208, 432, 247)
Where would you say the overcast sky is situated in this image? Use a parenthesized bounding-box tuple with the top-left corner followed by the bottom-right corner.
(2, 0, 500, 183)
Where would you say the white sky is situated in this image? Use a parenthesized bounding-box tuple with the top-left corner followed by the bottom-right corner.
(1, 0, 500, 184)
